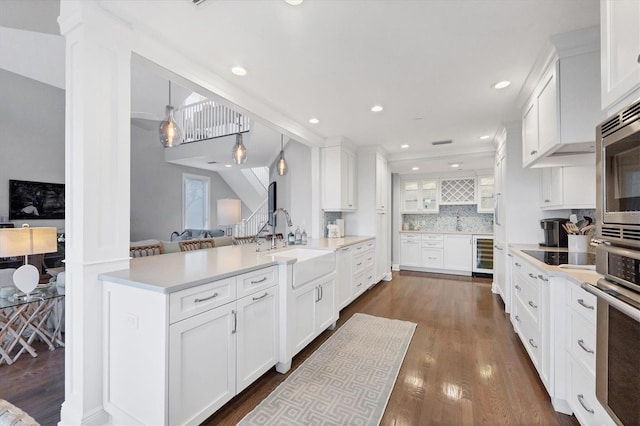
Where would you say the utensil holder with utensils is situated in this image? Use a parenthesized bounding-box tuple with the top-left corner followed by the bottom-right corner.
(568, 235, 589, 252)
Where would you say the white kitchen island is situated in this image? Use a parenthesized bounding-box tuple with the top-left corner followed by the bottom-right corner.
(99, 237, 374, 426)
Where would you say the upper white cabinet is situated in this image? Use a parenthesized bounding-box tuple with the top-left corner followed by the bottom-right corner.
(321, 145, 356, 211)
(540, 165, 596, 210)
(601, 0, 640, 112)
(521, 27, 602, 167)
(477, 176, 495, 213)
(439, 177, 476, 205)
(400, 178, 438, 213)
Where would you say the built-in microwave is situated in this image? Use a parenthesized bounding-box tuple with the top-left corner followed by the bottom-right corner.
(596, 98, 640, 248)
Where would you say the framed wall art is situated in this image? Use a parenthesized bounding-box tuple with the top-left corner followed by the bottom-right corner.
(9, 180, 65, 220)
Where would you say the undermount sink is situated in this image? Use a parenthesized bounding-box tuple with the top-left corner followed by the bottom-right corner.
(262, 248, 335, 288)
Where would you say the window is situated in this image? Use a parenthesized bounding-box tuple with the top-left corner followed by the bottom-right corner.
(183, 174, 210, 229)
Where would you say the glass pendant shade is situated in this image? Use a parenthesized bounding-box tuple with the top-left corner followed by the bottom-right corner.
(277, 135, 288, 176)
(159, 105, 183, 148)
(232, 133, 247, 164)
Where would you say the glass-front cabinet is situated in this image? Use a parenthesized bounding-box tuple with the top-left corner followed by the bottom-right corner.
(401, 179, 439, 213)
(477, 175, 495, 213)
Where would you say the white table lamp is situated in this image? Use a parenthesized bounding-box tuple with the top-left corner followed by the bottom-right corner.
(0, 225, 57, 299)
(217, 199, 241, 236)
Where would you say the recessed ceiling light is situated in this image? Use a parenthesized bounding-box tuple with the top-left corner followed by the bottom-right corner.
(371, 105, 383, 112)
(401, 144, 409, 149)
(479, 135, 490, 140)
(309, 118, 319, 124)
(412, 167, 420, 171)
(450, 163, 460, 168)
(225, 164, 232, 168)
(492, 80, 511, 89)
(285, 0, 303, 4)
(231, 66, 247, 76)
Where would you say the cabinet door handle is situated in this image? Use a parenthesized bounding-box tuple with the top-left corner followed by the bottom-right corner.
(528, 301, 538, 309)
(515, 285, 522, 291)
(515, 315, 521, 322)
(315, 286, 320, 302)
(528, 273, 537, 279)
(194, 292, 218, 303)
(507, 253, 513, 257)
(528, 338, 538, 349)
(577, 339, 594, 354)
(544, 199, 550, 203)
(231, 310, 237, 334)
(531, 150, 537, 156)
(250, 276, 268, 284)
(577, 298, 594, 310)
(252, 292, 268, 301)
(515, 262, 521, 267)
(320, 285, 323, 301)
(577, 394, 595, 414)
(537, 274, 548, 282)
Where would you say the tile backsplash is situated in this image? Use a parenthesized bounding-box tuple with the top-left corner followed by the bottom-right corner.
(323, 212, 343, 237)
(403, 205, 493, 233)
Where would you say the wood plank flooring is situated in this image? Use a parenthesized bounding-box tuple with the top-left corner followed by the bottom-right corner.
(0, 271, 578, 425)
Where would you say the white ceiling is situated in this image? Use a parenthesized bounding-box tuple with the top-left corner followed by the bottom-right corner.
(1, 0, 601, 175)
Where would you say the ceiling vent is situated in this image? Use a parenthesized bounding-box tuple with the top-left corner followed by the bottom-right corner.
(432, 140, 453, 146)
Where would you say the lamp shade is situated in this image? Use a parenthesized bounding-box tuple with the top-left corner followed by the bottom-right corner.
(0, 227, 57, 257)
(217, 199, 241, 226)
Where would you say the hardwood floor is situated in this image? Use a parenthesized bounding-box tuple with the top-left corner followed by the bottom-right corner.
(0, 271, 578, 425)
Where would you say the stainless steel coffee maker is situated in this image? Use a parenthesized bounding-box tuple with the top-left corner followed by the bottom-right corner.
(539, 218, 570, 247)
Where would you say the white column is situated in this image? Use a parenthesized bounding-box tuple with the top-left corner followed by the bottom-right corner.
(58, 2, 131, 424)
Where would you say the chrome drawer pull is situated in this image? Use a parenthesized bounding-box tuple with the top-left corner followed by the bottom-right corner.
(528, 301, 538, 309)
(252, 292, 268, 301)
(507, 253, 513, 257)
(528, 338, 538, 349)
(367, 257, 373, 261)
(357, 262, 363, 266)
(515, 315, 521, 322)
(537, 274, 548, 282)
(577, 394, 595, 414)
(357, 282, 362, 287)
(194, 292, 219, 303)
(577, 299, 594, 310)
(368, 275, 373, 280)
(515, 285, 522, 291)
(577, 339, 594, 354)
(515, 262, 521, 267)
(250, 277, 268, 284)
(528, 273, 537, 279)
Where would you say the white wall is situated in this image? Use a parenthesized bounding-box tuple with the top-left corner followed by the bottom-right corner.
(0, 69, 65, 230)
(130, 119, 248, 241)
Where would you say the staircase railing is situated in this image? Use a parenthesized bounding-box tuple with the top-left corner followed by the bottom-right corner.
(250, 167, 270, 190)
(175, 99, 251, 143)
(241, 198, 269, 237)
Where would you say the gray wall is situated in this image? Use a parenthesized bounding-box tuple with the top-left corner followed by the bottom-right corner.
(130, 119, 247, 241)
(0, 69, 65, 230)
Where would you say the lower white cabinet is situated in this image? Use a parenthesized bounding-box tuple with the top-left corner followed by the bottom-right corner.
(400, 238, 421, 267)
(336, 240, 376, 311)
(336, 246, 353, 309)
(292, 276, 336, 356)
(443, 234, 472, 273)
(103, 265, 280, 426)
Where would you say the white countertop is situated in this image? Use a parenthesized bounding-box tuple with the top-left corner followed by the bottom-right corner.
(100, 236, 375, 293)
(400, 231, 493, 236)
(510, 244, 602, 286)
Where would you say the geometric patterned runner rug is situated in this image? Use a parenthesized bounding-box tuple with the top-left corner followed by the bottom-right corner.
(238, 313, 417, 426)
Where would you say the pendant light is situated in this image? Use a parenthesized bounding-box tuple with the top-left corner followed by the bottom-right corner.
(159, 81, 183, 148)
(277, 134, 288, 176)
(232, 117, 247, 164)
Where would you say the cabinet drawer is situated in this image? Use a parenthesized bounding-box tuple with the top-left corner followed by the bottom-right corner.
(567, 308, 597, 375)
(400, 233, 421, 241)
(422, 233, 443, 241)
(364, 240, 375, 251)
(236, 266, 278, 298)
(169, 277, 236, 324)
(354, 252, 367, 273)
(421, 240, 444, 249)
(421, 248, 443, 268)
(363, 250, 375, 269)
(513, 297, 542, 369)
(353, 271, 366, 299)
(513, 271, 540, 326)
(568, 283, 597, 324)
(567, 354, 610, 426)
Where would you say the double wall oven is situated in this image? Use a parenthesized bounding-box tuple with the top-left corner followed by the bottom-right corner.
(583, 98, 640, 425)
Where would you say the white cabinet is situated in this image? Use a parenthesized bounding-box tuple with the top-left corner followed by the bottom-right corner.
(375, 153, 388, 210)
(291, 276, 336, 356)
(400, 234, 422, 267)
(103, 265, 279, 426)
(400, 178, 438, 213)
(492, 240, 507, 306)
(336, 240, 376, 310)
(443, 234, 472, 273)
(336, 246, 353, 310)
(421, 234, 444, 269)
(540, 166, 596, 210)
(477, 175, 495, 213)
(521, 28, 601, 167)
(375, 212, 388, 281)
(169, 303, 236, 426)
(601, 0, 640, 111)
(321, 145, 356, 211)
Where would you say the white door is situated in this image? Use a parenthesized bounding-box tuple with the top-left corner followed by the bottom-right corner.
(315, 278, 336, 332)
(400, 239, 421, 266)
(169, 303, 236, 426)
(443, 234, 472, 272)
(292, 283, 317, 355)
(336, 247, 353, 310)
(236, 287, 278, 393)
